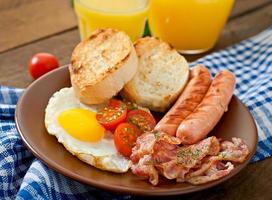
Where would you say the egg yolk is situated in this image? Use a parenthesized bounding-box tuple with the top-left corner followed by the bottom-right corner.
(57, 109, 104, 142)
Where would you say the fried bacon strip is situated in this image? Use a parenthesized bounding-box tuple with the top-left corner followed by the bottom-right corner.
(130, 132, 249, 186)
(131, 155, 159, 185)
(216, 137, 250, 163)
(186, 161, 234, 185)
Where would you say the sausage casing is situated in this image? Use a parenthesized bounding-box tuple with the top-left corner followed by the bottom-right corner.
(177, 70, 236, 144)
(155, 65, 211, 135)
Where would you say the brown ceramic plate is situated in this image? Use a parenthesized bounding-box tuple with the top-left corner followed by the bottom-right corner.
(15, 65, 257, 196)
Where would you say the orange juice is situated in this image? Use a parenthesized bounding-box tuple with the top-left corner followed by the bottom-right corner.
(74, 0, 149, 41)
(148, 0, 234, 53)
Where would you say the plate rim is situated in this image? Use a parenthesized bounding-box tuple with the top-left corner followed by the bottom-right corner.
(15, 65, 258, 196)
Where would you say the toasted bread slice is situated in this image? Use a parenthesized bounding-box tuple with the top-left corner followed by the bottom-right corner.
(121, 37, 189, 112)
(70, 28, 138, 104)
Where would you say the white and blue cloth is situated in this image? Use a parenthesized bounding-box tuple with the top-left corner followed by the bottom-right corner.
(0, 27, 271, 199)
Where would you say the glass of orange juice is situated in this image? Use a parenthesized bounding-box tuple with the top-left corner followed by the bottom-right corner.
(74, 0, 149, 41)
(148, 0, 234, 54)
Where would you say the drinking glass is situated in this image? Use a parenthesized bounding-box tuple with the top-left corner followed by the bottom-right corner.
(148, 0, 234, 54)
(74, 0, 149, 41)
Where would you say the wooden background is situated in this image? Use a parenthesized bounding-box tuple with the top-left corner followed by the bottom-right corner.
(0, 0, 272, 199)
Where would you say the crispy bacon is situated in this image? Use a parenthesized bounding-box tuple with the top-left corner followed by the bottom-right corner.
(131, 155, 159, 185)
(176, 136, 220, 168)
(153, 138, 188, 181)
(216, 137, 250, 163)
(152, 136, 221, 182)
(130, 132, 156, 163)
(186, 162, 234, 185)
(130, 132, 249, 186)
(130, 132, 180, 184)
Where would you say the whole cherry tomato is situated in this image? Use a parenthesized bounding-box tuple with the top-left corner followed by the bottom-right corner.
(28, 53, 59, 79)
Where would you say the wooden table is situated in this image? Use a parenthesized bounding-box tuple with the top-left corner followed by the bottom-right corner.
(0, 0, 271, 199)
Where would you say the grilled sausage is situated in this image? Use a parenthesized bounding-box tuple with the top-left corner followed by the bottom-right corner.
(155, 65, 211, 135)
(177, 70, 236, 144)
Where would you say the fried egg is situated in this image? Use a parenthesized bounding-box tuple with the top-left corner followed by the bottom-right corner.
(45, 87, 130, 173)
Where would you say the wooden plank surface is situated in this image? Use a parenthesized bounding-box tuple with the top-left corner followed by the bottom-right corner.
(0, 0, 271, 53)
(0, 30, 80, 87)
(0, 0, 38, 11)
(218, 3, 272, 49)
(0, 2, 271, 86)
(0, 0, 77, 52)
(0, 0, 272, 199)
(230, 0, 272, 18)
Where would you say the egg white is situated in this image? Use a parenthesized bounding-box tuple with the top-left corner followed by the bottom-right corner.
(45, 87, 131, 173)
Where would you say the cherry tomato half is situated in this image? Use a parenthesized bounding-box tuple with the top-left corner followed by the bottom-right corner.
(28, 53, 59, 79)
(126, 109, 156, 132)
(96, 99, 127, 130)
(114, 123, 141, 157)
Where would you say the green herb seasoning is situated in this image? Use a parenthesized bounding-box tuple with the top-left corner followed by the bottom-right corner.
(177, 148, 202, 166)
(153, 130, 160, 140)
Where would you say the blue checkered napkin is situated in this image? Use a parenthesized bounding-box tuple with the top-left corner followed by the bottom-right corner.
(0, 28, 271, 199)
(0, 86, 131, 200)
